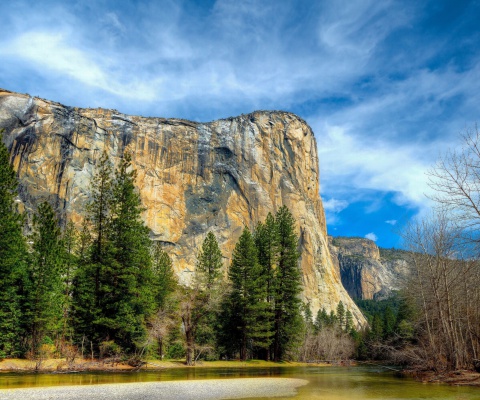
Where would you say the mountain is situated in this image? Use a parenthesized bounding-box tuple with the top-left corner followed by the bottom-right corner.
(0, 88, 365, 324)
(329, 236, 411, 300)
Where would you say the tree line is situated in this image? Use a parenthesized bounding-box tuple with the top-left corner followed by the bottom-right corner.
(0, 141, 305, 364)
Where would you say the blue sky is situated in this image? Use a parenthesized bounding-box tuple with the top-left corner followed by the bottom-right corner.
(1, 0, 480, 248)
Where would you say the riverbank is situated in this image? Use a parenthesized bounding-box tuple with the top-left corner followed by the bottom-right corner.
(0, 358, 328, 373)
(0, 377, 309, 399)
(403, 369, 480, 387)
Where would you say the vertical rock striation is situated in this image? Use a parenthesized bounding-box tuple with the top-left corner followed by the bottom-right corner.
(0, 89, 365, 324)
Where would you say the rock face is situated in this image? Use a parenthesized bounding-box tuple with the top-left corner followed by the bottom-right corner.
(329, 237, 411, 300)
(0, 89, 365, 324)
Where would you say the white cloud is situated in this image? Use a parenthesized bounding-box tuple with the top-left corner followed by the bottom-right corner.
(2, 31, 157, 101)
(365, 232, 378, 241)
(0, 0, 419, 116)
(385, 220, 397, 226)
(317, 123, 435, 207)
(323, 198, 349, 213)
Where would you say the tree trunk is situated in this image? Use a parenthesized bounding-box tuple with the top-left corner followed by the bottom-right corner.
(157, 338, 163, 359)
(185, 328, 194, 366)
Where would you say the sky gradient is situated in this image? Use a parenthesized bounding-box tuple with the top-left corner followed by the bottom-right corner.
(2, 0, 480, 248)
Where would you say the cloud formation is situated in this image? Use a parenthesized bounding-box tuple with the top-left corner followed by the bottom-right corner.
(1, 0, 479, 246)
(365, 232, 378, 242)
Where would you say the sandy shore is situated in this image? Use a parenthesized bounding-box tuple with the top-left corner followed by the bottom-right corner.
(0, 377, 308, 399)
(0, 358, 327, 372)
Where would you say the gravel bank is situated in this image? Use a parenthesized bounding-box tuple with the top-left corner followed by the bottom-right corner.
(0, 377, 308, 399)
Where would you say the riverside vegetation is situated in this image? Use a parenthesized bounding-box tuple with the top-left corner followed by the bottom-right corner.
(1, 126, 480, 379)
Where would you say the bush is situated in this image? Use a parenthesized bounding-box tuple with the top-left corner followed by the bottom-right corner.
(99, 341, 122, 358)
(166, 343, 185, 359)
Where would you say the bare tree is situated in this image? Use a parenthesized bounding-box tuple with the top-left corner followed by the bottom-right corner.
(298, 325, 354, 362)
(176, 270, 224, 366)
(401, 212, 480, 371)
(427, 124, 480, 240)
(148, 307, 177, 360)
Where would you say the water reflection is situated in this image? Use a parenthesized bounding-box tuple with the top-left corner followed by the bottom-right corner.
(1, 366, 479, 399)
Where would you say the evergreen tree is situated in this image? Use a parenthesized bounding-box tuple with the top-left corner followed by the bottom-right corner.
(273, 206, 302, 361)
(151, 242, 177, 308)
(148, 246, 178, 360)
(254, 213, 278, 305)
(370, 313, 384, 341)
(194, 232, 223, 359)
(72, 151, 114, 347)
(303, 302, 314, 330)
(27, 202, 65, 355)
(98, 151, 155, 350)
(196, 231, 223, 290)
(253, 213, 277, 359)
(60, 221, 78, 343)
(328, 310, 337, 326)
(345, 309, 354, 333)
(227, 227, 272, 360)
(314, 308, 329, 333)
(0, 137, 28, 358)
(73, 152, 155, 352)
(336, 301, 346, 330)
(89, 151, 114, 268)
(383, 305, 396, 338)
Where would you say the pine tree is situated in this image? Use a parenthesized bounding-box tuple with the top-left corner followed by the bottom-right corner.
(0, 137, 28, 358)
(383, 305, 396, 338)
(303, 303, 314, 330)
(196, 231, 223, 290)
(254, 213, 278, 305)
(72, 151, 114, 347)
(194, 232, 223, 359)
(314, 308, 329, 333)
(27, 202, 65, 355)
(336, 301, 346, 329)
(345, 309, 354, 333)
(227, 227, 272, 360)
(60, 221, 78, 344)
(89, 151, 114, 267)
(253, 213, 277, 360)
(151, 242, 177, 309)
(73, 152, 155, 352)
(370, 313, 384, 341)
(98, 152, 155, 350)
(273, 206, 302, 361)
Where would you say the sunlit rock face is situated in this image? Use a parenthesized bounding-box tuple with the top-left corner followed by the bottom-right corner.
(329, 237, 411, 300)
(0, 89, 365, 324)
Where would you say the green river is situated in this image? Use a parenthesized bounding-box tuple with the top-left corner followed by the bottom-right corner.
(0, 366, 479, 399)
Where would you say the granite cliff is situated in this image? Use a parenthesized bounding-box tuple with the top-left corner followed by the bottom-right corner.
(329, 236, 411, 300)
(0, 89, 365, 324)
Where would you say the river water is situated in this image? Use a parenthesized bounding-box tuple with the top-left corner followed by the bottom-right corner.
(0, 366, 478, 399)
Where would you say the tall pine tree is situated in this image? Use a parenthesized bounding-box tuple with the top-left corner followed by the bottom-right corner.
(72, 151, 114, 347)
(151, 242, 177, 309)
(0, 137, 28, 358)
(98, 152, 155, 350)
(60, 221, 78, 344)
(196, 231, 223, 290)
(194, 232, 224, 360)
(273, 206, 302, 361)
(226, 227, 272, 360)
(27, 202, 65, 355)
(73, 151, 155, 352)
(253, 213, 277, 359)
